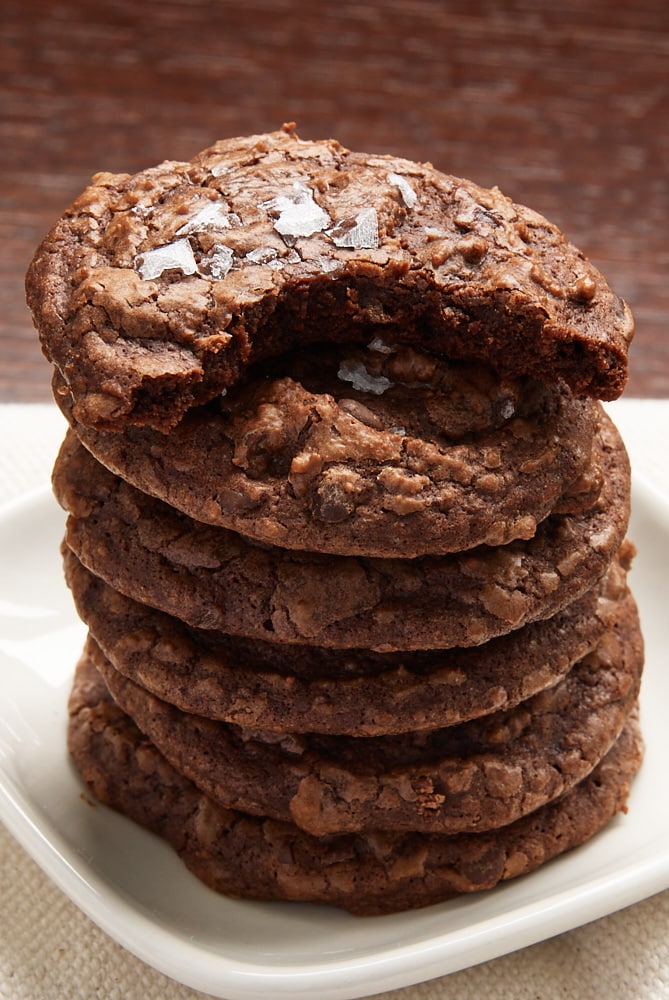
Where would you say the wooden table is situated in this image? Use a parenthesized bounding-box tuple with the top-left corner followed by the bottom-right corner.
(2, 0, 667, 400)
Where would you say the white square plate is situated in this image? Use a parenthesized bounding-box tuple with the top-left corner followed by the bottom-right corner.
(0, 481, 668, 1000)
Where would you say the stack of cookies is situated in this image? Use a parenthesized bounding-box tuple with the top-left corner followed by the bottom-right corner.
(26, 127, 643, 915)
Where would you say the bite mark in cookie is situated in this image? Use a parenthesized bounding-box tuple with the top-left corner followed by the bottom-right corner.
(27, 127, 633, 432)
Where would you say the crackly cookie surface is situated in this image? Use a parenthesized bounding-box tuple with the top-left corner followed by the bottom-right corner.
(28, 127, 633, 432)
(56, 345, 602, 558)
(86, 594, 642, 835)
(53, 408, 630, 651)
(64, 545, 636, 735)
(67, 655, 643, 914)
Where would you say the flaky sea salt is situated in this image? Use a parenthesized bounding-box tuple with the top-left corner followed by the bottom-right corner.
(338, 359, 392, 395)
(261, 184, 331, 238)
(267, 249, 301, 269)
(136, 239, 198, 280)
(245, 247, 302, 269)
(246, 246, 279, 265)
(176, 201, 232, 236)
(328, 208, 379, 249)
(315, 256, 340, 273)
(388, 172, 418, 208)
(500, 399, 516, 420)
(204, 244, 235, 279)
(209, 162, 229, 177)
(367, 337, 396, 354)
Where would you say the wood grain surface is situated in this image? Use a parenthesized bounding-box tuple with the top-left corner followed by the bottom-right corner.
(2, 0, 667, 400)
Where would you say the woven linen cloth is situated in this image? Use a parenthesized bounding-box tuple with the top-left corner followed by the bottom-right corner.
(1, 400, 668, 1000)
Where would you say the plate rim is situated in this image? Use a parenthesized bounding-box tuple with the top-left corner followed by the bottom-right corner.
(1, 479, 668, 1000)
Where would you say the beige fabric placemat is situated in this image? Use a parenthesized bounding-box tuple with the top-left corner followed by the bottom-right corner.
(1, 401, 668, 1000)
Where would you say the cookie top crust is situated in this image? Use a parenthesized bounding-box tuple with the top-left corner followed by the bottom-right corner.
(27, 126, 633, 431)
(56, 348, 602, 558)
(53, 409, 630, 651)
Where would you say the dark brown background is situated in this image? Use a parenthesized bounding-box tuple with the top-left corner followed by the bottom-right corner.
(2, 0, 667, 400)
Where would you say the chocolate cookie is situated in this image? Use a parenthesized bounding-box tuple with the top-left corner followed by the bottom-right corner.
(86, 596, 642, 836)
(67, 655, 643, 914)
(54, 408, 630, 651)
(64, 545, 636, 735)
(28, 127, 633, 433)
(55, 345, 602, 558)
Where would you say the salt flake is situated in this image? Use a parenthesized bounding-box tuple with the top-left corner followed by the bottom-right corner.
(388, 172, 418, 208)
(367, 337, 396, 355)
(136, 239, 197, 280)
(267, 249, 301, 270)
(203, 244, 235, 279)
(500, 399, 516, 420)
(176, 202, 232, 236)
(316, 257, 340, 273)
(328, 208, 379, 249)
(261, 183, 330, 239)
(246, 246, 279, 265)
(338, 359, 392, 395)
(210, 162, 230, 178)
(245, 247, 302, 270)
